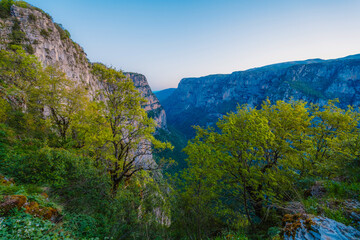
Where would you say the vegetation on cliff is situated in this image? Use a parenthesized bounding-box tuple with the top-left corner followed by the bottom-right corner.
(0, 46, 172, 239)
(0, 1, 359, 239)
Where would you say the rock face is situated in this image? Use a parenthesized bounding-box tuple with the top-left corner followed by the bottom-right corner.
(0, 5, 166, 128)
(284, 216, 360, 240)
(125, 73, 166, 129)
(163, 56, 360, 137)
(154, 88, 176, 103)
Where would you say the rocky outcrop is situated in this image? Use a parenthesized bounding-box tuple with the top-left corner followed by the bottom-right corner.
(163, 56, 360, 137)
(126, 73, 166, 128)
(283, 214, 360, 240)
(0, 4, 166, 128)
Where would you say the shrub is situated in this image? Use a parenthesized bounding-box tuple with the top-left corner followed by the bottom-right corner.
(55, 23, 71, 40)
(14, 1, 28, 8)
(11, 19, 26, 45)
(0, 147, 88, 187)
(24, 43, 34, 54)
(63, 213, 99, 239)
(28, 13, 36, 22)
(322, 206, 352, 226)
(0, 0, 14, 19)
(324, 181, 360, 200)
(40, 29, 49, 39)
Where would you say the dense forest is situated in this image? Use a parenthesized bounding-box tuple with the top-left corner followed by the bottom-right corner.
(0, 0, 360, 239)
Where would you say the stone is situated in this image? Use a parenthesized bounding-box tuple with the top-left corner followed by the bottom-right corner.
(283, 214, 360, 240)
(0, 195, 27, 215)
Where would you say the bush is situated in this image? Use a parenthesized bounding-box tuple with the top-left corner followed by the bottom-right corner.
(55, 23, 71, 40)
(1, 147, 90, 187)
(40, 29, 49, 39)
(11, 19, 26, 45)
(24, 43, 34, 54)
(63, 213, 99, 239)
(324, 181, 360, 200)
(0, 0, 14, 19)
(28, 13, 36, 22)
(14, 1, 28, 8)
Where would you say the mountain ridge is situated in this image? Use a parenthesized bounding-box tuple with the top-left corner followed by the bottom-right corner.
(163, 53, 360, 137)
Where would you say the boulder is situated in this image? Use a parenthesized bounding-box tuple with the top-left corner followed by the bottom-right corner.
(283, 214, 360, 240)
(0, 195, 27, 215)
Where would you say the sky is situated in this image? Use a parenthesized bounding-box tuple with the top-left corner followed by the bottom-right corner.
(26, 0, 360, 91)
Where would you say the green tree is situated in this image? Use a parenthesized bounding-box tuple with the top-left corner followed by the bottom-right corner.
(174, 127, 224, 238)
(89, 63, 171, 195)
(180, 100, 316, 228)
(32, 65, 88, 145)
(309, 100, 359, 177)
(0, 0, 14, 18)
(0, 48, 42, 108)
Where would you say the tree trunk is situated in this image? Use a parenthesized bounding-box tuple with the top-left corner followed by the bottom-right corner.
(111, 175, 121, 197)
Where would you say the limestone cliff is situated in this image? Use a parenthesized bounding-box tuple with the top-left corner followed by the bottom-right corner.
(0, 4, 166, 128)
(125, 73, 166, 128)
(163, 55, 360, 137)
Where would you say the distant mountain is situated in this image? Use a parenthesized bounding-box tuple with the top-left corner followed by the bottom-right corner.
(154, 88, 176, 103)
(163, 56, 360, 137)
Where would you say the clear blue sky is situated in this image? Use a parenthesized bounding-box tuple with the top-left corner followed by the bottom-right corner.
(26, 0, 360, 91)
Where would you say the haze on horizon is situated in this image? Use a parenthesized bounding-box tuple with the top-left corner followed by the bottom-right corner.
(26, 0, 360, 91)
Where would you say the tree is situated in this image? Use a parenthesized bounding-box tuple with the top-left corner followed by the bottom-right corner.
(33, 64, 88, 145)
(309, 100, 359, 177)
(174, 127, 224, 239)
(89, 63, 171, 195)
(180, 100, 320, 226)
(0, 48, 42, 109)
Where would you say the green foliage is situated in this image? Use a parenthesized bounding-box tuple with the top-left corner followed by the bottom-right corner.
(88, 63, 172, 195)
(324, 180, 360, 200)
(289, 81, 325, 99)
(11, 19, 26, 45)
(0, 210, 73, 239)
(1, 147, 86, 187)
(24, 43, 34, 54)
(31, 65, 88, 146)
(0, 99, 10, 123)
(14, 0, 28, 8)
(214, 231, 249, 240)
(40, 28, 49, 39)
(62, 213, 99, 239)
(302, 197, 353, 226)
(0, 48, 173, 239)
(0, 0, 14, 18)
(1, 25, 358, 239)
(28, 13, 36, 22)
(154, 125, 188, 174)
(0, 184, 42, 196)
(55, 23, 71, 40)
(176, 99, 360, 238)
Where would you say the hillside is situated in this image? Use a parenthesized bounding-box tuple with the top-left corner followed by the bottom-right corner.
(0, 3, 166, 127)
